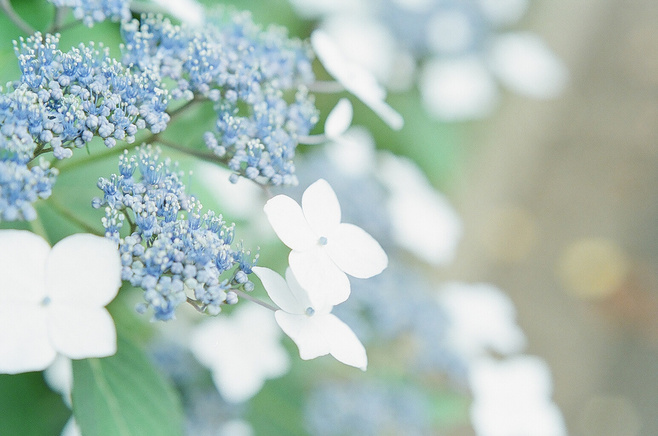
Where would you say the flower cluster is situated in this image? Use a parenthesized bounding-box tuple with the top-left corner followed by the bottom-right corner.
(14, 32, 170, 156)
(121, 12, 319, 185)
(93, 146, 257, 320)
(254, 179, 388, 369)
(0, 32, 171, 221)
(47, 0, 131, 27)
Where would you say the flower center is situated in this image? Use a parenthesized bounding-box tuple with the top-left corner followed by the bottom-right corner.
(318, 236, 328, 246)
(305, 307, 315, 316)
(41, 296, 51, 306)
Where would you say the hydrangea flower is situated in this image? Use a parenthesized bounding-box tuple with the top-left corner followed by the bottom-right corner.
(121, 12, 319, 185)
(253, 266, 367, 370)
(264, 178, 388, 307)
(0, 230, 121, 374)
(190, 304, 290, 403)
(93, 146, 257, 320)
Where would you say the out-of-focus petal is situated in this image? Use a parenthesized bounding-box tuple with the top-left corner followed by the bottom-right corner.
(289, 246, 350, 307)
(325, 223, 388, 279)
(44, 355, 73, 407)
(311, 30, 403, 130)
(48, 305, 117, 359)
(264, 195, 317, 251)
(0, 230, 49, 304)
(253, 267, 304, 314)
(489, 32, 568, 99)
(0, 305, 54, 374)
(46, 234, 121, 306)
(302, 179, 341, 238)
(275, 311, 330, 360)
(419, 56, 498, 121)
(61, 417, 82, 436)
(321, 314, 367, 370)
(324, 98, 353, 139)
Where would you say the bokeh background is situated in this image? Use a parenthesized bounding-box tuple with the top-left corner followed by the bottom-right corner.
(1, 0, 657, 435)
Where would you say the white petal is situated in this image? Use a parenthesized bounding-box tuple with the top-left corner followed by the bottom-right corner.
(264, 195, 317, 251)
(419, 56, 498, 121)
(311, 30, 403, 130)
(48, 305, 117, 359)
(324, 98, 353, 138)
(321, 314, 367, 370)
(302, 179, 341, 238)
(289, 246, 350, 308)
(44, 355, 73, 407)
(46, 234, 121, 306)
(275, 311, 330, 360)
(61, 417, 82, 436)
(0, 305, 55, 374)
(489, 32, 568, 99)
(252, 267, 305, 314)
(325, 223, 388, 279)
(0, 230, 49, 304)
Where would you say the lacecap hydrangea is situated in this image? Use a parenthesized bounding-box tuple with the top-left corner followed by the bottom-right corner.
(93, 145, 258, 321)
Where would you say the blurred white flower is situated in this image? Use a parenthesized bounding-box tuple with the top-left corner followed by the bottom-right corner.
(436, 282, 526, 361)
(489, 32, 569, 99)
(0, 231, 121, 374)
(469, 356, 568, 436)
(325, 126, 378, 177)
(218, 419, 254, 436)
(264, 179, 388, 307)
(311, 30, 404, 130)
(378, 153, 462, 265)
(190, 304, 290, 403)
(253, 267, 367, 370)
(420, 56, 499, 120)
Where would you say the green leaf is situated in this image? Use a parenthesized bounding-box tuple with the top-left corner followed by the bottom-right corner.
(71, 335, 184, 436)
(0, 372, 71, 436)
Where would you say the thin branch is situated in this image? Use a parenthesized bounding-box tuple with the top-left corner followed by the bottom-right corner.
(308, 80, 345, 94)
(47, 5, 68, 33)
(46, 197, 104, 235)
(233, 288, 278, 312)
(0, 0, 36, 34)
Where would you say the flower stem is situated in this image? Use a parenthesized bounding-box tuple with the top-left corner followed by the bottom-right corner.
(0, 0, 36, 34)
(233, 288, 278, 312)
(308, 80, 345, 94)
(46, 196, 103, 235)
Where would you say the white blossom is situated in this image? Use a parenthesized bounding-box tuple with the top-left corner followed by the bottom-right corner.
(0, 230, 121, 374)
(263, 179, 388, 307)
(253, 266, 367, 370)
(190, 304, 290, 403)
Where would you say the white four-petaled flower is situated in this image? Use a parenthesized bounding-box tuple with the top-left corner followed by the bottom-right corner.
(264, 178, 388, 308)
(253, 266, 367, 370)
(0, 230, 122, 374)
(190, 304, 291, 403)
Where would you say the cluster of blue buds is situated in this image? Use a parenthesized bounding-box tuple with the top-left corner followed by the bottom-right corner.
(0, 85, 58, 221)
(121, 12, 319, 186)
(14, 32, 170, 158)
(47, 0, 131, 27)
(93, 145, 258, 321)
